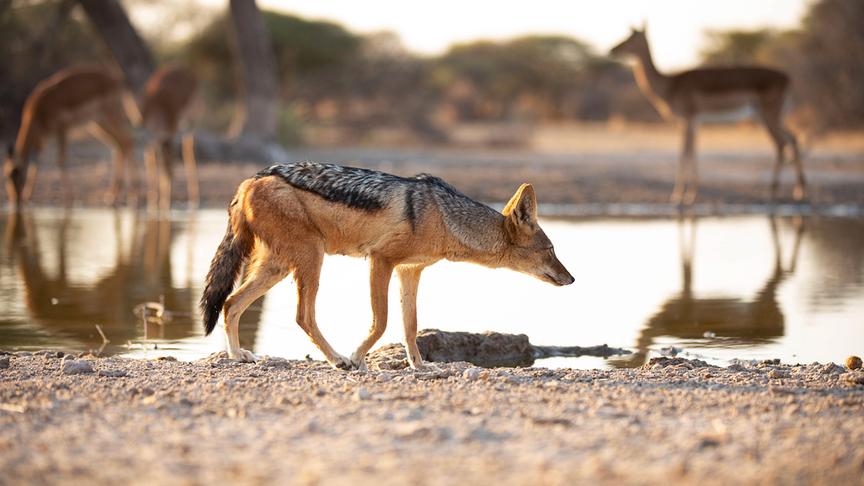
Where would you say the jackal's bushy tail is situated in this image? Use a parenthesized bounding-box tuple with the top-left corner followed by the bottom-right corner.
(199, 200, 253, 335)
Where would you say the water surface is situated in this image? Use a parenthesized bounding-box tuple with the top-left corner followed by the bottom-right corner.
(1, 208, 862, 368)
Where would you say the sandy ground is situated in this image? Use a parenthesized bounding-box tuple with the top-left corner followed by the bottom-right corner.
(1, 350, 863, 485)
(6, 124, 864, 210)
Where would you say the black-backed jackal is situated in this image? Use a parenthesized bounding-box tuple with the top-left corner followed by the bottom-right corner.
(200, 162, 574, 370)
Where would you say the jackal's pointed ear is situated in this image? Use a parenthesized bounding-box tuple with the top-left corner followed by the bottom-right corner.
(503, 183, 538, 228)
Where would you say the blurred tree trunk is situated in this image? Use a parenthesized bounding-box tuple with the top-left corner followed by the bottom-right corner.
(77, 0, 154, 94)
(228, 0, 278, 140)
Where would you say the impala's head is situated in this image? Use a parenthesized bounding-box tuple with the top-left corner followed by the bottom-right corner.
(610, 25, 648, 58)
(501, 183, 574, 287)
(3, 144, 25, 208)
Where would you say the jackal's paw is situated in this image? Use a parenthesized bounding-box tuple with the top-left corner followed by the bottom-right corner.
(349, 352, 368, 372)
(229, 348, 257, 363)
(330, 354, 354, 371)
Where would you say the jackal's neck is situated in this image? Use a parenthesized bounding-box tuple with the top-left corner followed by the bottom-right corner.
(443, 211, 510, 267)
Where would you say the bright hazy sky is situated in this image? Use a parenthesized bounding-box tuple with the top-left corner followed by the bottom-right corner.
(254, 0, 809, 70)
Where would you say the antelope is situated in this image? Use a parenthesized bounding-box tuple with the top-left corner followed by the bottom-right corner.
(3, 65, 136, 208)
(140, 64, 199, 211)
(610, 27, 807, 204)
(3, 64, 199, 210)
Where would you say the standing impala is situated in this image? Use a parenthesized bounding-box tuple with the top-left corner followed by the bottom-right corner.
(610, 27, 806, 204)
(3, 65, 136, 208)
(141, 64, 199, 211)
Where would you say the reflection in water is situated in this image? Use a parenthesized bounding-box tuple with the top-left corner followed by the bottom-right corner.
(0, 209, 862, 368)
(0, 210, 268, 353)
(612, 216, 804, 367)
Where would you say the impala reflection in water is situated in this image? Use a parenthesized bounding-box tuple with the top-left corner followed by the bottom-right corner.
(0, 209, 862, 369)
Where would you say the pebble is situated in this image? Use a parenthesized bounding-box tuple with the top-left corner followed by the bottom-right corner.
(462, 368, 482, 381)
(767, 369, 790, 379)
(845, 356, 862, 370)
(842, 372, 864, 386)
(62, 359, 94, 375)
(0, 356, 9, 369)
(98, 369, 128, 378)
(354, 387, 371, 401)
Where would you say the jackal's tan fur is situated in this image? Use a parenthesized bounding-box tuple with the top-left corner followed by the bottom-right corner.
(200, 163, 573, 369)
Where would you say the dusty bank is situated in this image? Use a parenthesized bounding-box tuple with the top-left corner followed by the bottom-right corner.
(1, 351, 863, 485)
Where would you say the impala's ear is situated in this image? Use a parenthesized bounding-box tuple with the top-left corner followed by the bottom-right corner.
(503, 183, 538, 227)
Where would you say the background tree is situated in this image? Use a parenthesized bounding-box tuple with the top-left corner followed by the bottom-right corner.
(227, 0, 279, 140)
(76, 0, 155, 94)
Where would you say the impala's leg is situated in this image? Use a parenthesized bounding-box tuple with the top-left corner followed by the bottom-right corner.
(786, 129, 806, 201)
(397, 264, 425, 369)
(759, 94, 805, 201)
(21, 157, 39, 205)
(182, 133, 199, 209)
(671, 118, 692, 204)
(103, 100, 135, 206)
(349, 257, 394, 370)
(158, 139, 174, 212)
(121, 132, 139, 206)
(293, 243, 352, 369)
(763, 116, 787, 201)
(144, 143, 159, 212)
(56, 128, 71, 206)
(99, 121, 134, 207)
(223, 250, 287, 362)
(682, 119, 699, 205)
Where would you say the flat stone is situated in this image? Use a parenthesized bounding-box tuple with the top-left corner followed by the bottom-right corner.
(62, 360, 94, 375)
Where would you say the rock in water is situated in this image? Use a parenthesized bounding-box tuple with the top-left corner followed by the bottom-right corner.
(62, 359, 94, 375)
(0, 356, 9, 369)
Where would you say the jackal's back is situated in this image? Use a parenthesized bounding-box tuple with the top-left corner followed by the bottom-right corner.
(255, 162, 502, 251)
(255, 162, 408, 211)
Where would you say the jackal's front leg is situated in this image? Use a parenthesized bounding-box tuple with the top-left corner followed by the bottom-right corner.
(397, 265, 425, 369)
(349, 257, 394, 370)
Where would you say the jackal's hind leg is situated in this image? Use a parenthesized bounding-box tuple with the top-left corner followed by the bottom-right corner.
(293, 246, 352, 369)
(223, 256, 287, 362)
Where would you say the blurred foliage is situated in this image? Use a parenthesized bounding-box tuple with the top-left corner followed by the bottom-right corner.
(701, 30, 781, 66)
(434, 36, 652, 122)
(795, 0, 864, 128)
(181, 11, 359, 100)
(698, 0, 864, 129)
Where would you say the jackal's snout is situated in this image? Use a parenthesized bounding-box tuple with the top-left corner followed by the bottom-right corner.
(545, 257, 575, 286)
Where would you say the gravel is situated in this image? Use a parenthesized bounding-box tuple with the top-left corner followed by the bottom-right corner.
(1, 351, 862, 485)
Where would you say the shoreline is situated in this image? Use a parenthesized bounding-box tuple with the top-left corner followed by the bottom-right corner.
(4, 141, 864, 210)
(1, 351, 862, 484)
